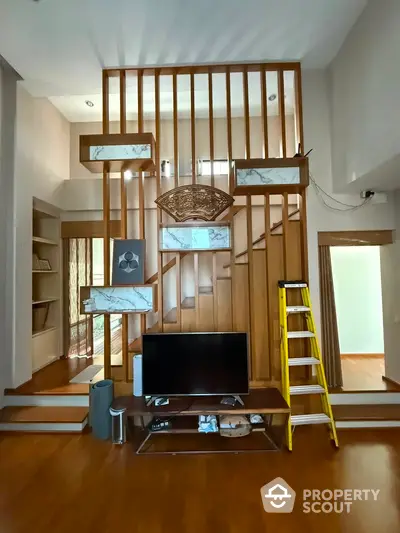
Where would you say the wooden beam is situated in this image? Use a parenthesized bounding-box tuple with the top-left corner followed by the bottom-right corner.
(120, 69, 128, 381)
(300, 190, 309, 282)
(243, 67, 251, 159)
(190, 72, 196, 185)
(176, 253, 181, 330)
(278, 70, 287, 157)
(260, 66, 269, 158)
(61, 220, 121, 239)
(137, 69, 146, 335)
(294, 65, 305, 154)
(119, 70, 126, 134)
(208, 72, 215, 188)
(318, 230, 394, 247)
(155, 71, 163, 333)
(264, 193, 273, 379)
(194, 252, 200, 327)
(226, 67, 236, 328)
(246, 195, 254, 379)
(282, 192, 289, 280)
(173, 72, 179, 188)
(102, 70, 109, 134)
(212, 252, 217, 330)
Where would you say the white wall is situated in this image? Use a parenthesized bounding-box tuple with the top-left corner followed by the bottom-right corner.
(303, 70, 395, 342)
(331, 246, 384, 354)
(12, 86, 70, 387)
(0, 59, 20, 405)
(380, 191, 400, 384)
(330, 0, 400, 191)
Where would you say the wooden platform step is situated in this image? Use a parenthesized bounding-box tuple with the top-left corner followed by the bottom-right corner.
(0, 406, 89, 433)
(333, 405, 400, 421)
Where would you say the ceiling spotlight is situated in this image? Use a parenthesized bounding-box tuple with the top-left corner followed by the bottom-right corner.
(124, 170, 133, 180)
(85, 100, 94, 107)
(268, 94, 277, 102)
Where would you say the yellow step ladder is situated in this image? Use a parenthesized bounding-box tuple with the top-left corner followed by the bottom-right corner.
(278, 280, 339, 451)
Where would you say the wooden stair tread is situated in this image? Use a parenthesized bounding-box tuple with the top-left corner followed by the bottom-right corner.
(164, 307, 177, 324)
(199, 286, 213, 295)
(182, 297, 195, 309)
(333, 405, 400, 421)
(5, 384, 89, 396)
(0, 406, 89, 423)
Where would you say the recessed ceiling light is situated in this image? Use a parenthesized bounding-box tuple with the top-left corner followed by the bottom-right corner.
(85, 100, 94, 107)
(268, 94, 277, 102)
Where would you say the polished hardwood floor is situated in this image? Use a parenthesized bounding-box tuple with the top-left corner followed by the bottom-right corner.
(1, 427, 399, 533)
(341, 354, 400, 391)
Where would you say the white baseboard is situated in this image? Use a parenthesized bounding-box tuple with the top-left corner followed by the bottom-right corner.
(4, 395, 89, 407)
(337, 420, 400, 429)
(0, 418, 88, 433)
(330, 392, 400, 405)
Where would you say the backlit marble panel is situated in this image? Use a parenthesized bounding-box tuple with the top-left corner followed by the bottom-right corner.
(82, 286, 153, 313)
(236, 167, 300, 186)
(161, 226, 230, 251)
(89, 144, 151, 160)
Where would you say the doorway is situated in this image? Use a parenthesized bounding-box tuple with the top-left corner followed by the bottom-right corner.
(330, 246, 385, 390)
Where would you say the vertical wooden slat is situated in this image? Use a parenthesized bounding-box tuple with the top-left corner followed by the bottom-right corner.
(260, 66, 269, 158)
(89, 238, 94, 355)
(102, 69, 111, 378)
(155, 72, 163, 332)
(173, 72, 179, 188)
(62, 239, 70, 357)
(300, 190, 309, 281)
(119, 70, 126, 134)
(208, 72, 215, 187)
(264, 193, 273, 378)
(120, 69, 129, 380)
(190, 72, 196, 185)
(282, 192, 289, 280)
(243, 67, 251, 159)
(85, 237, 88, 355)
(212, 252, 217, 331)
(226, 67, 236, 329)
(278, 70, 287, 157)
(137, 69, 146, 336)
(176, 253, 181, 329)
(246, 196, 254, 379)
(194, 253, 200, 327)
(294, 65, 305, 154)
(76, 239, 80, 355)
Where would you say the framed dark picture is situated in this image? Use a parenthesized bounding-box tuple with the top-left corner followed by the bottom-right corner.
(112, 239, 145, 285)
(39, 258, 51, 271)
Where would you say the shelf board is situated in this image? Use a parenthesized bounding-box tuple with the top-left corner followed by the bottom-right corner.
(32, 236, 58, 246)
(32, 270, 58, 274)
(32, 326, 57, 338)
(32, 298, 59, 305)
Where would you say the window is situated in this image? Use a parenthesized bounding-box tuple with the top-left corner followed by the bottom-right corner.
(199, 160, 229, 176)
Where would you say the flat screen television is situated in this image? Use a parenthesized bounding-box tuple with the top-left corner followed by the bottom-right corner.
(142, 332, 249, 396)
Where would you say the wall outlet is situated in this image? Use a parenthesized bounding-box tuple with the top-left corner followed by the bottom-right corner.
(360, 191, 388, 204)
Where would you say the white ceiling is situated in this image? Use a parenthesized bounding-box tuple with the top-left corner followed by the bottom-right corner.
(0, 0, 367, 122)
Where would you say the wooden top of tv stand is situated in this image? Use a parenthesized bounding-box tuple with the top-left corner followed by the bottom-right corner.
(112, 388, 289, 416)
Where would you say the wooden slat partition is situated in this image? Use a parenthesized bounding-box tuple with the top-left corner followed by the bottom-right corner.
(294, 66, 305, 153)
(155, 72, 163, 333)
(208, 72, 215, 187)
(212, 252, 217, 330)
(226, 67, 236, 329)
(300, 190, 309, 281)
(190, 72, 196, 185)
(176, 253, 181, 329)
(282, 192, 289, 279)
(173, 73, 179, 188)
(264, 193, 273, 378)
(102, 70, 111, 379)
(246, 196, 254, 379)
(243, 67, 251, 159)
(194, 253, 200, 327)
(278, 70, 287, 157)
(260, 66, 269, 158)
(137, 69, 146, 336)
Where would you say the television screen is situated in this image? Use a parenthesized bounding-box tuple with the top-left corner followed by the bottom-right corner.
(142, 332, 249, 396)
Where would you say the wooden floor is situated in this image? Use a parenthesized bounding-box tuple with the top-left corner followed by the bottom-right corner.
(0, 427, 399, 532)
(341, 354, 400, 391)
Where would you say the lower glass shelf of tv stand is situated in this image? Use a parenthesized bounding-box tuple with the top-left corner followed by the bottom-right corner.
(127, 413, 288, 455)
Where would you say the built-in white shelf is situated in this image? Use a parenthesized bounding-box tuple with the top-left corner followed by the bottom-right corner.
(32, 326, 58, 339)
(32, 270, 58, 274)
(32, 298, 59, 306)
(32, 236, 58, 246)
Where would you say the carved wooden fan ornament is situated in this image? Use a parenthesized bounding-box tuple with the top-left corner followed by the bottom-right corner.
(155, 184, 234, 222)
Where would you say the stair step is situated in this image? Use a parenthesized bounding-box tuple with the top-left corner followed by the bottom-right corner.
(289, 385, 325, 395)
(287, 331, 315, 339)
(291, 413, 331, 426)
(288, 357, 320, 366)
(0, 406, 89, 432)
(279, 281, 308, 288)
(286, 306, 310, 314)
(182, 297, 195, 309)
(199, 286, 213, 295)
(332, 405, 400, 421)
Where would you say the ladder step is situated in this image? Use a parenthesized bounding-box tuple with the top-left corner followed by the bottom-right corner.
(286, 306, 310, 314)
(287, 331, 315, 339)
(288, 357, 320, 366)
(289, 385, 325, 395)
(278, 280, 308, 288)
(291, 413, 331, 426)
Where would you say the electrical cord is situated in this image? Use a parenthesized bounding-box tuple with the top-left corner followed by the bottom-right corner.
(309, 172, 372, 212)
